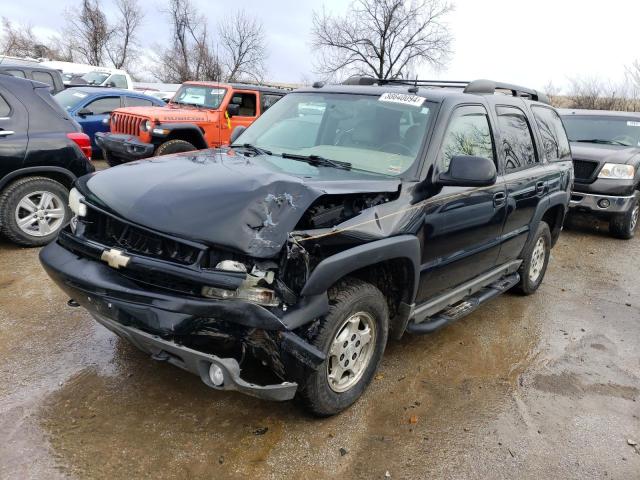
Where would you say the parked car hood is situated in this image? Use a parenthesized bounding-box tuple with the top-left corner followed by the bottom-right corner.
(111, 104, 213, 122)
(81, 149, 400, 257)
(570, 143, 640, 165)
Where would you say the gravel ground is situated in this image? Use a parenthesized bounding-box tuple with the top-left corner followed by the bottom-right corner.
(0, 212, 638, 479)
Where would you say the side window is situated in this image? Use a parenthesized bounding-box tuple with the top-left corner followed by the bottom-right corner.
(231, 92, 257, 117)
(125, 96, 154, 107)
(32, 70, 55, 88)
(496, 106, 538, 171)
(85, 97, 121, 115)
(532, 106, 571, 162)
(110, 75, 128, 89)
(6, 69, 26, 78)
(261, 94, 283, 113)
(0, 94, 10, 117)
(440, 105, 495, 171)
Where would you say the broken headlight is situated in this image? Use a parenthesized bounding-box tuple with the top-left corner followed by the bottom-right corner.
(202, 261, 280, 307)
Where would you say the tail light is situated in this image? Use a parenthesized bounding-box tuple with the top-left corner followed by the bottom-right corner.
(67, 132, 92, 161)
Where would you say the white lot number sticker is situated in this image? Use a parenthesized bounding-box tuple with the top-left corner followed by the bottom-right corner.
(627, 121, 640, 127)
(379, 92, 425, 108)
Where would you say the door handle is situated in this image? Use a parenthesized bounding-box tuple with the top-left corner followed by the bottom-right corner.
(0, 130, 14, 137)
(535, 181, 545, 195)
(493, 192, 506, 207)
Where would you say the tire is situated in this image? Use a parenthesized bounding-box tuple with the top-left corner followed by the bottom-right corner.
(154, 139, 196, 156)
(514, 221, 552, 295)
(103, 149, 123, 167)
(609, 196, 639, 240)
(298, 278, 389, 416)
(0, 177, 71, 247)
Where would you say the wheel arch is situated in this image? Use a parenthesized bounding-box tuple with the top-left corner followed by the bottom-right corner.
(156, 123, 208, 149)
(0, 167, 76, 192)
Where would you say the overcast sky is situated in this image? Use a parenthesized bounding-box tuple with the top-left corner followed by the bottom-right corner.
(4, 0, 640, 90)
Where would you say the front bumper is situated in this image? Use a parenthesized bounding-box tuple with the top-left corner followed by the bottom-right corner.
(40, 240, 326, 401)
(569, 191, 639, 215)
(94, 313, 297, 401)
(95, 132, 155, 161)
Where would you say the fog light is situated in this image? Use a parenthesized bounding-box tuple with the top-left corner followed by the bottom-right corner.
(209, 364, 224, 386)
(598, 198, 610, 209)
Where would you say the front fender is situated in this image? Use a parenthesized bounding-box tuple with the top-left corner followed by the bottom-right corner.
(152, 123, 207, 149)
(300, 235, 421, 301)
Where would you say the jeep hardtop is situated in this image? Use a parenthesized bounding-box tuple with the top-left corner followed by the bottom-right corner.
(41, 78, 572, 415)
(95, 81, 287, 166)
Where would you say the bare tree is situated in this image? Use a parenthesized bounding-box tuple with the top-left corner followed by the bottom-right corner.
(64, 0, 111, 66)
(107, 0, 144, 69)
(0, 18, 37, 58)
(566, 77, 640, 112)
(154, 0, 221, 82)
(311, 0, 454, 80)
(218, 11, 267, 82)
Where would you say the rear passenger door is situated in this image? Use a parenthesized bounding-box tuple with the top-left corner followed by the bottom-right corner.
(260, 93, 284, 115)
(417, 104, 506, 301)
(494, 104, 547, 263)
(0, 84, 28, 180)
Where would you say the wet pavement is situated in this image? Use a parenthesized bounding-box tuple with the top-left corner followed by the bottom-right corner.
(1, 215, 638, 479)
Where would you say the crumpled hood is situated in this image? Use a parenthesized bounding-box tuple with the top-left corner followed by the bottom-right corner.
(570, 143, 640, 165)
(81, 150, 400, 257)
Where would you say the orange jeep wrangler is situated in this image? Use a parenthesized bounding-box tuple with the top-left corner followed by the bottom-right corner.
(95, 82, 287, 166)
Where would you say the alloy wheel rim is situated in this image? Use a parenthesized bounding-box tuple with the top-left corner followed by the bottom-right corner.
(631, 205, 639, 231)
(528, 237, 546, 283)
(14, 191, 65, 237)
(327, 311, 377, 393)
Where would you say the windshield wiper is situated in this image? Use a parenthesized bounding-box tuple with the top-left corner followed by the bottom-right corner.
(280, 152, 352, 170)
(575, 139, 630, 146)
(230, 143, 272, 156)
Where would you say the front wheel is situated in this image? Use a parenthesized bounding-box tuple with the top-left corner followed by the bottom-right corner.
(609, 196, 639, 239)
(298, 278, 389, 416)
(0, 177, 71, 247)
(154, 139, 196, 156)
(514, 221, 551, 295)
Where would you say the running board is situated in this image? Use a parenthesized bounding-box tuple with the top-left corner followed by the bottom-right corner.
(405, 272, 520, 334)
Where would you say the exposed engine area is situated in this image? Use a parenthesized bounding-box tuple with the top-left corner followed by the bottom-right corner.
(295, 192, 393, 230)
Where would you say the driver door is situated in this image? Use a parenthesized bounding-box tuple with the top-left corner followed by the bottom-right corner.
(224, 91, 259, 144)
(416, 104, 507, 301)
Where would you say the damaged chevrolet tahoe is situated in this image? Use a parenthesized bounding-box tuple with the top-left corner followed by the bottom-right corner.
(40, 78, 572, 416)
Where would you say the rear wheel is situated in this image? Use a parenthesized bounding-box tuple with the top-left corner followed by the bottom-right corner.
(0, 177, 70, 247)
(609, 196, 639, 239)
(298, 278, 389, 416)
(514, 221, 551, 295)
(154, 139, 196, 156)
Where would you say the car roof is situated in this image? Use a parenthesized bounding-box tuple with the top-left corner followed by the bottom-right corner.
(64, 86, 155, 96)
(183, 81, 287, 94)
(558, 108, 640, 118)
(0, 63, 59, 73)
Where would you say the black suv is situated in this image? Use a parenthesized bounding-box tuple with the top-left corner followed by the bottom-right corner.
(40, 78, 572, 415)
(0, 74, 94, 246)
(0, 59, 65, 94)
(559, 109, 640, 238)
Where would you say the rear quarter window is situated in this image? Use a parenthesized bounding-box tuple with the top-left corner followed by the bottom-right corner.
(532, 106, 571, 162)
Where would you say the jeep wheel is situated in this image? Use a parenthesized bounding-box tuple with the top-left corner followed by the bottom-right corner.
(298, 278, 388, 416)
(154, 139, 196, 156)
(514, 221, 551, 295)
(609, 196, 639, 240)
(0, 177, 70, 247)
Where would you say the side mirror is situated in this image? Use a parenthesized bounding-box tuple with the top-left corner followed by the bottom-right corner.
(77, 108, 93, 117)
(227, 104, 240, 118)
(230, 126, 246, 144)
(437, 155, 497, 187)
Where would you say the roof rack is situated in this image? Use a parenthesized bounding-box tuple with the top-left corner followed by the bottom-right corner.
(340, 76, 550, 105)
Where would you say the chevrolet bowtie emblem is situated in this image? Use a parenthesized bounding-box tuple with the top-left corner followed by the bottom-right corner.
(100, 248, 131, 269)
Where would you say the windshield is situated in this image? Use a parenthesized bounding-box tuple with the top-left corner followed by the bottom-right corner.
(561, 115, 640, 147)
(236, 92, 434, 176)
(171, 85, 226, 109)
(82, 71, 110, 85)
(54, 89, 89, 110)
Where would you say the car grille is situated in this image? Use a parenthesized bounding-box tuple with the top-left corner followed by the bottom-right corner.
(573, 159, 599, 182)
(82, 206, 202, 266)
(111, 112, 145, 136)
